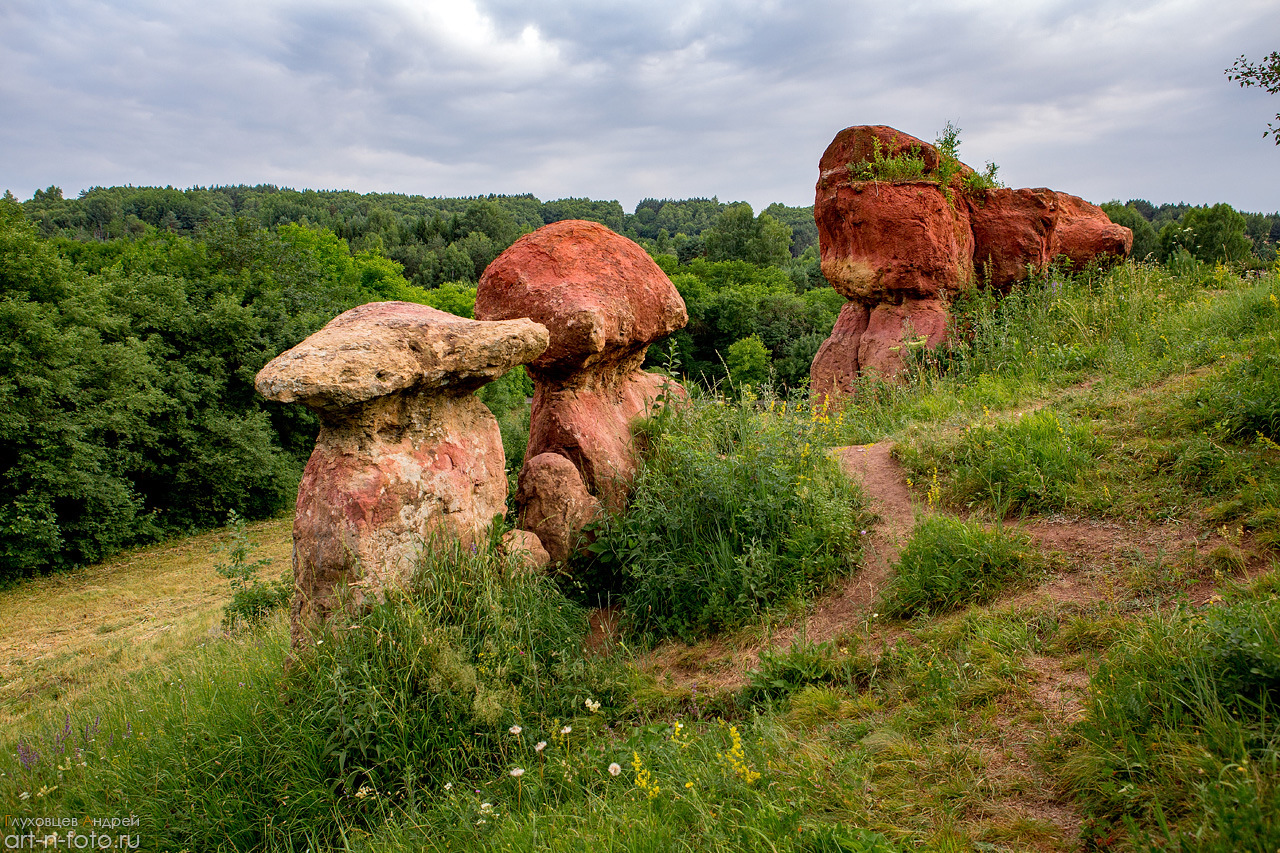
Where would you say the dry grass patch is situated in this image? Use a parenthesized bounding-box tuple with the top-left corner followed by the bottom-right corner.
(0, 516, 291, 729)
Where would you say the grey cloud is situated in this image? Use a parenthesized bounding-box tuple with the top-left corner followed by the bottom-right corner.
(1, 0, 1277, 211)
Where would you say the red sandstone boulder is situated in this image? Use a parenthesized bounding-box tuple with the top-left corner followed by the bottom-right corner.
(515, 453, 603, 565)
(501, 528, 551, 571)
(968, 188, 1056, 290)
(969, 188, 1133, 290)
(477, 221, 689, 563)
(810, 124, 1133, 401)
(476, 220, 687, 375)
(255, 302, 549, 644)
(527, 365, 672, 512)
(1048, 192, 1134, 270)
(816, 181, 975, 302)
(810, 299, 950, 399)
(817, 125, 944, 180)
(857, 299, 950, 379)
(810, 303, 870, 400)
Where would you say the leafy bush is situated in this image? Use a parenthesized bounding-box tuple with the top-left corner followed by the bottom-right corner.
(1063, 598, 1280, 849)
(880, 516, 1044, 618)
(583, 393, 870, 641)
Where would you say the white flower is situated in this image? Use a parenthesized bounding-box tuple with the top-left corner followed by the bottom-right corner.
(535, 741, 546, 752)
(510, 767, 524, 778)
(354, 784, 374, 799)
(608, 762, 622, 777)
(585, 698, 601, 713)
(444, 782, 453, 791)
(509, 725, 522, 736)
(480, 802, 494, 814)
(19, 791, 29, 800)
(560, 725, 572, 735)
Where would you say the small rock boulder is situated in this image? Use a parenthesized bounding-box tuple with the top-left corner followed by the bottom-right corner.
(255, 301, 549, 644)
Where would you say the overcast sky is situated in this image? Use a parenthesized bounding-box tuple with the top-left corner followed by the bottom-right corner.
(2, 0, 1278, 213)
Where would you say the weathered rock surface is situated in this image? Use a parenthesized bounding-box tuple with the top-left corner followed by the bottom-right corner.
(500, 528, 551, 571)
(477, 220, 688, 562)
(816, 181, 974, 302)
(970, 188, 1133, 290)
(811, 124, 1132, 399)
(255, 301, 549, 643)
(475, 220, 688, 375)
(515, 453, 603, 565)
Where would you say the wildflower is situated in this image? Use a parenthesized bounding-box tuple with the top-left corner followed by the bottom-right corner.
(444, 782, 453, 791)
(608, 762, 622, 776)
(535, 741, 546, 752)
(19, 792, 29, 800)
(685, 781, 694, 789)
(510, 767, 525, 778)
(509, 725, 522, 736)
(355, 784, 374, 799)
(560, 725, 572, 735)
(480, 802, 494, 814)
(585, 698, 601, 713)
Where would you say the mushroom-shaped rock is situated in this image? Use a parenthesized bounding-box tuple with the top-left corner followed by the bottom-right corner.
(476, 221, 688, 561)
(810, 124, 1132, 401)
(255, 302, 549, 644)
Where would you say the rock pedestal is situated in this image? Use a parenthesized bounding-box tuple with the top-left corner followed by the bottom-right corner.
(811, 125, 1133, 400)
(476, 220, 688, 563)
(255, 301, 548, 643)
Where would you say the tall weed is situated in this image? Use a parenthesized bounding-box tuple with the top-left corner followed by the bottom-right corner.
(880, 516, 1044, 618)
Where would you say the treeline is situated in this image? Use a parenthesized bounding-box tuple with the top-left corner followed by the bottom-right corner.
(1, 186, 837, 577)
(21, 185, 818, 285)
(1101, 198, 1279, 265)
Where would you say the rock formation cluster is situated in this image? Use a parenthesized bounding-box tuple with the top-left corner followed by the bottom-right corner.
(476, 219, 688, 563)
(810, 125, 1133, 399)
(257, 221, 687, 642)
(255, 301, 548, 644)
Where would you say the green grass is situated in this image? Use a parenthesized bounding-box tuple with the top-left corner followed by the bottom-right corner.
(880, 516, 1047, 618)
(1060, 588, 1280, 850)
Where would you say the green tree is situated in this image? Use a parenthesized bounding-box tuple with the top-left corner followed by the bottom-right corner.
(725, 334, 771, 388)
(703, 203, 792, 266)
(1101, 201, 1159, 260)
(1157, 203, 1253, 264)
(1227, 51, 1280, 143)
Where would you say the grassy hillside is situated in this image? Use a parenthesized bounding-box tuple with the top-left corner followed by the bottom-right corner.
(1, 258, 1277, 851)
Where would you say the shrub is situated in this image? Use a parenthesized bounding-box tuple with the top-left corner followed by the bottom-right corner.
(583, 393, 870, 641)
(743, 639, 870, 705)
(880, 516, 1044, 618)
